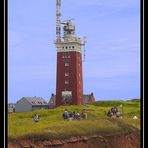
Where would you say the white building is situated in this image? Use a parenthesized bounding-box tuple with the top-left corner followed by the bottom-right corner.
(15, 97, 49, 112)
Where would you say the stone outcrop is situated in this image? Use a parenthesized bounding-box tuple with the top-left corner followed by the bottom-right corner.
(8, 131, 140, 148)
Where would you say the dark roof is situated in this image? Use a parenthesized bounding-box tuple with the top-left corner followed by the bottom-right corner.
(48, 95, 56, 105)
(18, 97, 48, 105)
(8, 103, 15, 107)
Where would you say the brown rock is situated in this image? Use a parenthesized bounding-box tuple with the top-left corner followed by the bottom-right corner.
(68, 137, 79, 143)
(23, 145, 31, 148)
(90, 135, 98, 138)
(98, 135, 104, 139)
(30, 143, 36, 147)
(99, 139, 104, 142)
(19, 141, 30, 148)
(81, 136, 89, 141)
(60, 140, 66, 144)
(43, 140, 52, 146)
(51, 140, 63, 146)
(8, 132, 140, 148)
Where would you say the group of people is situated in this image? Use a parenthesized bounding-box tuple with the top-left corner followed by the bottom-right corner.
(63, 109, 87, 121)
(107, 106, 121, 117)
(33, 106, 122, 123)
(33, 109, 87, 122)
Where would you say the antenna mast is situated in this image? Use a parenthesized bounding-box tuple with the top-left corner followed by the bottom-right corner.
(56, 0, 61, 41)
(82, 36, 87, 62)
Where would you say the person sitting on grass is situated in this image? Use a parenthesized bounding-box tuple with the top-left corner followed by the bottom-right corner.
(72, 111, 77, 120)
(69, 111, 73, 118)
(116, 111, 121, 118)
(107, 107, 120, 118)
(114, 106, 118, 114)
(110, 107, 115, 115)
(67, 111, 73, 121)
(76, 111, 81, 120)
(107, 110, 113, 117)
(33, 114, 39, 122)
(111, 107, 115, 115)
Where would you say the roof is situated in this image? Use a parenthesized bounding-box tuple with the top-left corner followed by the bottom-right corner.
(48, 95, 56, 105)
(8, 103, 15, 107)
(18, 97, 48, 105)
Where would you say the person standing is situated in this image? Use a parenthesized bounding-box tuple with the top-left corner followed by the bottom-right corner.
(63, 109, 69, 121)
(82, 109, 87, 119)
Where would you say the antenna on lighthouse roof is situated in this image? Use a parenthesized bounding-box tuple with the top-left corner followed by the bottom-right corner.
(82, 36, 87, 62)
(56, 0, 61, 42)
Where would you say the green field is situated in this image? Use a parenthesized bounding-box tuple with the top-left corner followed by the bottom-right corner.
(8, 99, 141, 140)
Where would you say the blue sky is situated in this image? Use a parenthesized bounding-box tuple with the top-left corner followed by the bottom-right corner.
(8, 0, 140, 103)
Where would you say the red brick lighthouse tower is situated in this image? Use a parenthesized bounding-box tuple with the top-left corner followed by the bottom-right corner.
(55, 0, 85, 106)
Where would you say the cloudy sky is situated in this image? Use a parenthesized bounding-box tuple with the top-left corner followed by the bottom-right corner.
(8, 0, 140, 103)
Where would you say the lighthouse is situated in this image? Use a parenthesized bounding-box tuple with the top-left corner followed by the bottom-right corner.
(55, 0, 85, 106)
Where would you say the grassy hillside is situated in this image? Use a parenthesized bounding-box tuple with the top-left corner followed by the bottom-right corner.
(8, 100, 140, 140)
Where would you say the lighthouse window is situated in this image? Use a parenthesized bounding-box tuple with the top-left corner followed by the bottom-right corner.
(69, 46, 71, 49)
(65, 80, 69, 84)
(72, 46, 74, 48)
(62, 47, 64, 49)
(65, 73, 69, 76)
(65, 63, 69, 66)
(66, 46, 68, 49)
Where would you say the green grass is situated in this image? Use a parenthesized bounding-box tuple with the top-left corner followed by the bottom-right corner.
(8, 100, 140, 140)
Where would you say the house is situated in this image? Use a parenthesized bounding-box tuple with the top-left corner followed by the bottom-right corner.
(83, 93, 95, 105)
(48, 93, 95, 108)
(48, 93, 56, 108)
(15, 96, 49, 112)
(8, 103, 15, 113)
